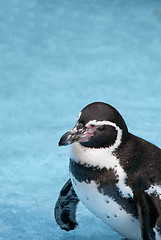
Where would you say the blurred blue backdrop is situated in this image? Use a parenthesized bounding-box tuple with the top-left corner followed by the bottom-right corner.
(0, 0, 161, 239)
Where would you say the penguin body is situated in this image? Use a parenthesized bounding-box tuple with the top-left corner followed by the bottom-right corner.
(55, 102, 161, 240)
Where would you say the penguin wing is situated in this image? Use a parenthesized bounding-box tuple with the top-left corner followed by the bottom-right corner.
(54, 178, 79, 231)
(134, 190, 157, 240)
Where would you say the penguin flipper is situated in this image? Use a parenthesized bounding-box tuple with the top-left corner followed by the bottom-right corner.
(134, 190, 156, 240)
(54, 178, 79, 231)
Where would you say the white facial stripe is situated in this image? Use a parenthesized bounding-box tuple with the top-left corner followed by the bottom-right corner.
(86, 120, 122, 151)
(77, 111, 82, 121)
(86, 120, 119, 128)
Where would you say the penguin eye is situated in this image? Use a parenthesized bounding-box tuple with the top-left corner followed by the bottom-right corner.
(96, 125, 104, 131)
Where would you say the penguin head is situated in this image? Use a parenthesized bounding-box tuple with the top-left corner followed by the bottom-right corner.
(59, 102, 129, 149)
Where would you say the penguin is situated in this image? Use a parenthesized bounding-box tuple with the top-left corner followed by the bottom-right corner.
(54, 102, 161, 240)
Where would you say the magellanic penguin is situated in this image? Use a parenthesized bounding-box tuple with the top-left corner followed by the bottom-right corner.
(54, 102, 161, 240)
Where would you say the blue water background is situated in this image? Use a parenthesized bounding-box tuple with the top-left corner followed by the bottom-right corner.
(1, 0, 161, 239)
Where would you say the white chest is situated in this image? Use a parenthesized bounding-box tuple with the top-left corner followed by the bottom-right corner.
(71, 176, 141, 240)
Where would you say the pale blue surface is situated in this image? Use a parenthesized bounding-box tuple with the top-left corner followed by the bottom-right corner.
(1, 0, 161, 239)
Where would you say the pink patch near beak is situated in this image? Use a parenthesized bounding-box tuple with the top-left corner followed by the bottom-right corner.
(79, 125, 98, 143)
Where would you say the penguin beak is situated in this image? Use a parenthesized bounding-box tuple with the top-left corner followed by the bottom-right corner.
(59, 123, 100, 146)
(59, 125, 86, 146)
